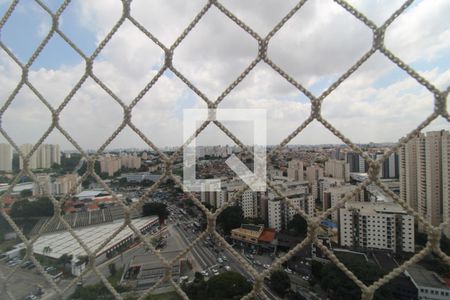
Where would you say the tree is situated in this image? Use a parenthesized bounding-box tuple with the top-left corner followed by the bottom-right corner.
(287, 214, 307, 236)
(20, 188, 33, 198)
(415, 231, 427, 247)
(141, 179, 154, 187)
(311, 260, 323, 280)
(108, 263, 117, 277)
(206, 271, 252, 299)
(142, 202, 169, 226)
(76, 255, 89, 266)
(58, 253, 73, 271)
(12, 153, 19, 172)
(183, 271, 251, 300)
(183, 272, 207, 300)
(184, 199, 194, 207)
(10, 197, 53, 218)
(270, 270, 291, 296)
(319, 257, 393, 300)
(286, 290, 307, 300)
(217, 205, 244, 234)
(441, 235, 450, 256)
(0, 175, 10, 184)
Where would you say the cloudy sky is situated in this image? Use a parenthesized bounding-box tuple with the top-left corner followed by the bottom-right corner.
(0, 0, 448, 151)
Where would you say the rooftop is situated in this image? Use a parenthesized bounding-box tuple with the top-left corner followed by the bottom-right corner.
(258, 229, 276, 243)
(30, 217, 157, 259)
(406, 265, 450, 290)
(241, 224, 263, 232)
(345, 201, 407, 214)
(75, 190, 110, 199)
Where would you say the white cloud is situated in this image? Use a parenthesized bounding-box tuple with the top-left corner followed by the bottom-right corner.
(0, 0, 448, 150)
(385, 0, 450, 63)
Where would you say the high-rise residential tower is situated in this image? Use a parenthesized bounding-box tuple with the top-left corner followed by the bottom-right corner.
(0, 143, 12, 172)
(19, 144, 60, 170)
(325, 159, 350, 182)
(287, 159, 304, 182)
(399, 130, 450, 235)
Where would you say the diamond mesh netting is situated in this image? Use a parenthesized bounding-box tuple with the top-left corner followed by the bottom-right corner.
(0, 0, 449, 300)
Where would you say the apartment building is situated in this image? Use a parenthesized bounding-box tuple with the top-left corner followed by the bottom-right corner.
(323, 185, 360, 222)
(382, 152, 399, 179)
(318, 177, 344, 202)
(339, 201, 414, 253)
(98, 153, 141, 177)
(399, 130, 450, 235)
(287, 159, 304, 182)
(33, 173, 82, 196)
(0, 143, 12, 172)
(325, 159, 350, 182)
(120, 153, 141, 169)
(199, 179, 258, 218)
(19, 143, 60, 170)
(267, 181, 313, 231)
(346, 151, 367, 173)
(305, 165, 324, 185)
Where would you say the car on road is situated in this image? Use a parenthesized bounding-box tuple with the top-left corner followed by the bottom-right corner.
(212, 268, 219, 276)
(32, 286, 44, 297)
(263, 264, 270, 269)
(77, 279, 84, 287)
(285, 268, 293, 274)
(217, 257, 223, 264)
(22, 261, 34, 269)
(221, 255, 227, 262)
(8, 260, 20, 267)
(224, 265, 231, 271)
(201, 270, 209, 277)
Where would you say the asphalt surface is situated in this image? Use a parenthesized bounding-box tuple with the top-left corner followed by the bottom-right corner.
(0, 262, 51, 300)
(172, 218, 280, 300)
(3, 202, 320, 300)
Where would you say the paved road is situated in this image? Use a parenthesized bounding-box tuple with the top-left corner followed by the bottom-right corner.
(0, 262, 51, 300)
(173, 220, 280, 300)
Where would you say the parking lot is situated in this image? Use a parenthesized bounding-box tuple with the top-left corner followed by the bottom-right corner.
(0, 258, 51, 300)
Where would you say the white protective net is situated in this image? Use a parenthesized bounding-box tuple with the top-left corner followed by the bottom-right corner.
(0, 0, 449, 300)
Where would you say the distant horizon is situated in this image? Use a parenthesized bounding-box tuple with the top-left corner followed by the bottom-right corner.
(56, 142, 398, 153)
(2, 128, 449, 153)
